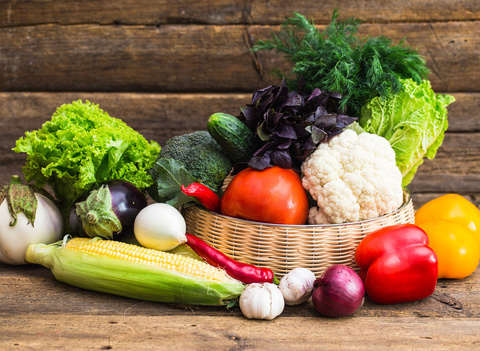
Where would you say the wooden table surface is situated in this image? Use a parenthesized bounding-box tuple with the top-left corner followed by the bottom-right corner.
(1, 261, 479, 350)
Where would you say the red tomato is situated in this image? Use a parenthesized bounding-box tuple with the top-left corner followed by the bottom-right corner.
(220, 166, 309, 225)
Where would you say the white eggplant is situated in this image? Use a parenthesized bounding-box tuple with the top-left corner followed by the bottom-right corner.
(0, 176, 63, 265)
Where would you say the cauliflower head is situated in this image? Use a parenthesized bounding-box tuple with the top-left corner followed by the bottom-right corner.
(301, 129, 403, 224)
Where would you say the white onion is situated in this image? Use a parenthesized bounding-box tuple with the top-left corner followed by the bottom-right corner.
(134, 203, 187, 251)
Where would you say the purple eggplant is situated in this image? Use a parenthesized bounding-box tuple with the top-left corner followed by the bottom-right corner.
(69, 195, 88, 237)
(69, 180, 147, 240)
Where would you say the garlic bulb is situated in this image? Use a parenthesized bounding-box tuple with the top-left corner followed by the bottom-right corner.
(239, 283, 285, 320)
(279, 268, 316, 305)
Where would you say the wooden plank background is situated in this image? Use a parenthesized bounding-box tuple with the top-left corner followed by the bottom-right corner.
(0, 0, 479, 208)
(2, 263, 480, 349)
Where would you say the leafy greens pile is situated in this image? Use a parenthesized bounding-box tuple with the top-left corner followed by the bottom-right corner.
(252, 10, 455, 187)
(13, 100, 161, 213)
(252, 10, 430, 116)
(359, 79, 455, 187)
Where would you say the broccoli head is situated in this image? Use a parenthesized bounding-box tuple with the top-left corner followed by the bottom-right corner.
(158, 131, 232, 191)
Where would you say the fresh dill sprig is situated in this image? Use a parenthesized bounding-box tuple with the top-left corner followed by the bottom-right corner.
(252, 10, 430, 116)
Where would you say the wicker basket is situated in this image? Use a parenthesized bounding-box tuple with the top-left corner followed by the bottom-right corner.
(183, 192, 415, 278)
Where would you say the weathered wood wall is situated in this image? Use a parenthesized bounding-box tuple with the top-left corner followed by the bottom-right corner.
(0, 1, 479, 208)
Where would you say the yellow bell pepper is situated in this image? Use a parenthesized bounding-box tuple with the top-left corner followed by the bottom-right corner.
(418, 220, 479, 279)
(415, 194, 480, 247)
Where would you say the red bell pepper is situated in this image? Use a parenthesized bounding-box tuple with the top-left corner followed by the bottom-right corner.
(355, 224, 438, 304)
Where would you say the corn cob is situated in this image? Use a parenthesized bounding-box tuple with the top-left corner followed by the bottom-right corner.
(25, 237, 245, 306)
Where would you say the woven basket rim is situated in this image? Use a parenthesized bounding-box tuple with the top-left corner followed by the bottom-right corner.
(183, 189, 415, 277)
(189, 189, 412, 229)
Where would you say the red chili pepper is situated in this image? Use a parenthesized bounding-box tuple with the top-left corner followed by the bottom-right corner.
(355, 224, 438, 304)
(185, 233, 276, 284)
(181, 183, 220, 213)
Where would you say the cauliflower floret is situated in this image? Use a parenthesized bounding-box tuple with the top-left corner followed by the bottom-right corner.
(301, 129, 403, 224)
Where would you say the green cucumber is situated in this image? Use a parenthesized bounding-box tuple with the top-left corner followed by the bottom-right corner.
(207, 112, 255, 164)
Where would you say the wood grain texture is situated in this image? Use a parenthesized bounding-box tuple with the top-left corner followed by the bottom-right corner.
(1, 0, 479, 26)
(0, 22, 478, 93)
(2, 314, 479, 350)
(1, 263, 480, 350)
(1, 315, 480, 350)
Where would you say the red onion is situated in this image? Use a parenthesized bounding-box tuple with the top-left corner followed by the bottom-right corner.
(312, 264, 365, 318)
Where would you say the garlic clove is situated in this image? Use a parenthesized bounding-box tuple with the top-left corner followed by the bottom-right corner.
(279, 268, 316, 306)
(239, 283, 285, 320)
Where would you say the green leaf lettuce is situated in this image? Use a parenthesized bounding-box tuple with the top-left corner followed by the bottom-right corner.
(13, 100, 161, 212)
(359, 79, 455, 187)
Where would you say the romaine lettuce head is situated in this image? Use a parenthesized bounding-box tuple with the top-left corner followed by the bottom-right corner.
(359, 79, 455, 187)
(13, 100, 160, 211)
